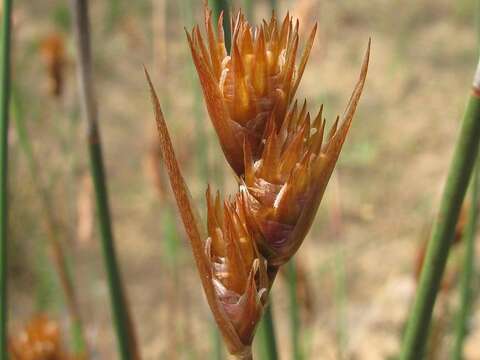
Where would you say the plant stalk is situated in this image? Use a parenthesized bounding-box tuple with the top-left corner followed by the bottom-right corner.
(400, 58, 480, 360)
(69, 1, 139, 359)
(257, 303, 278, 360)
(0, 0, 12, 358)
(269, 0, 277, 12)
(209, 0, 231, 53)
(288, 260, 302, 360)
(452, 157, 479, 359)
(244, 0, 253, 21)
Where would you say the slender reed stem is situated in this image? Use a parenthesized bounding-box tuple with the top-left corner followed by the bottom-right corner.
(257, 303, 278, 360)
(400, 58, 480, 360)
(69, 1, 139, 359)
(209, 0, 231, 52)
(212, 323, 223, 360)
(452, 158, 479, 359)
(106, 0, 121, 31)
(288, 260, 302, 359)
(0, 0, 12, 358)
(207, 0, 229, 189)
(244, 0, 253, 21)
(10, 89, 88, 356)
(269, 0, 277, 12)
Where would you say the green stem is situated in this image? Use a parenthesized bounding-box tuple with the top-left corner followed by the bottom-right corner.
(212, 325, 223, 360)
(288, 261, 302, 360)
(257, 302, 278, 360)
(0, 0, 12, 358)
(106, 0, 121, 32)
(400, 60, 480, 360)
(269, 0, 277, 12)
(244, 0, 253, 21)
(209, 0, 231, 53)
(70, 1, 139, 359)
(452, 158, 479, 359)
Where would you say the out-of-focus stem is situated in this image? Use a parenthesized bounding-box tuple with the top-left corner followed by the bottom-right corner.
(257, 304, 278, 360)
(288, 260, 302, 359)
(244, 0, 253, 21)
(0, 0, 12, 358)
(212, 324, 224, 360)
(452, 158, 479, 359)
(209, 0, 231, 52)
(70, 1, 139, 359)
(208, 0, 229, 189)
(269, 0, 277, 12)
(106, 0, 121, 31)
(400, 58, 480, 360)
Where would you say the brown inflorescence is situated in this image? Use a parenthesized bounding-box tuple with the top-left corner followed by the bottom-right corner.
(187, 9, 317, 176)
(206, 188, 268, 347)
(147, 5, 369, 359)
(9, 315, 72, 360)
(40, 33, 66, 98)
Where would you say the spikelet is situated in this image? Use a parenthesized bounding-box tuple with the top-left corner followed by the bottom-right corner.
(9, 315, 72, 360)
(187, 8, 317, 175)
(206, 188, 268, 350)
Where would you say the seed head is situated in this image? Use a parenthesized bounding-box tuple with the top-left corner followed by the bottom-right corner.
(187, 8, 317, 175)
(9, 315, 71, 360)
(147, 5, 370, 358)
(206, 188, 268, 349)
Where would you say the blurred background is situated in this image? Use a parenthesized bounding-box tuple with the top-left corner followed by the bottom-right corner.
(7, 0, 480, 358)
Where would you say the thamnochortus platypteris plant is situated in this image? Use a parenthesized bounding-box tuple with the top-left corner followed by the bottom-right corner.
(146, 6, 370, 359)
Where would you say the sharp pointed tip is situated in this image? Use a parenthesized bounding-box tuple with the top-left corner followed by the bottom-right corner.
(144, 66, 154, 87)
(360, 38, 371, 80)
(365, 37, 372, 63)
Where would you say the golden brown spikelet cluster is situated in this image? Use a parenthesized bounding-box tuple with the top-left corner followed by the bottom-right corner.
(9, 315, 72, 360)
(147, 5, 369, 359)
(187, 9, 316, 175)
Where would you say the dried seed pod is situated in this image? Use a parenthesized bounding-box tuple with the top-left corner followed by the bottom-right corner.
(240, 43, 370, 266)
(9, 315, 71, 360)
(187, 8, 317, 175)
(206, 188, 268, 351)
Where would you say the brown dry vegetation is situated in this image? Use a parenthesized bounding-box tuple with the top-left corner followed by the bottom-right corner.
(8, 0, 480, 359)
